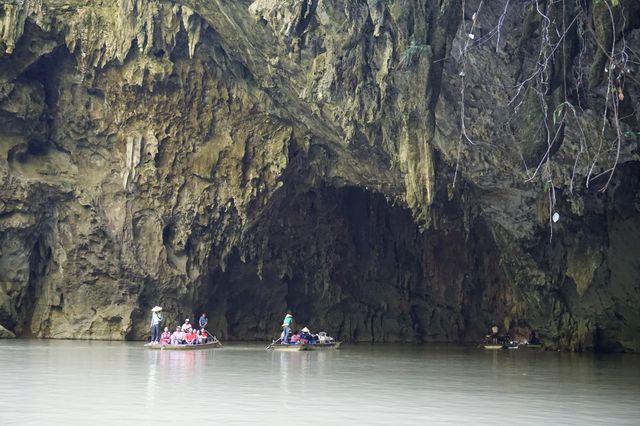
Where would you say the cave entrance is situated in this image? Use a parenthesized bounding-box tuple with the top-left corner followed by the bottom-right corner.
(200, 177, 504, 343)
(201, 185, 432, 342)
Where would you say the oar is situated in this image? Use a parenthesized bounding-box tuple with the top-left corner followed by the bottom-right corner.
(203, 329, 222, 347)
(266, 337, 281, 350)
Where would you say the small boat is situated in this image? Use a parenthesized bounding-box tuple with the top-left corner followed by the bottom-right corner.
(482, 341, 519, 350)
(146, 339, 222, 351)
(523, 343, 542, 349)
(267, 330, 341, 351)
(268, 341, 342, 351)
(482, 344, 505, 350)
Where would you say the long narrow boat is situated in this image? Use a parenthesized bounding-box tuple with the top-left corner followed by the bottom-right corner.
(145, 340, 222, 350)
(523, 343, 542, 349)
(268, 341, 342, 352)
(482, 342, 519, 350)
(482, 344, 505, 350)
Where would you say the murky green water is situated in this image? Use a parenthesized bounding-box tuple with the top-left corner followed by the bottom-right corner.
(1, 340, 639, 425)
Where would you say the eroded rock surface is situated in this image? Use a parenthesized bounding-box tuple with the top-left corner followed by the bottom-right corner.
(0, 0, 638, 351)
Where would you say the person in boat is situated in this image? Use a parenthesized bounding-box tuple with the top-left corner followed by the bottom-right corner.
(184, 328, 197, 345)
(488, 323, 500, 344)
(182, 318, 192, 332)
(171, 326, 185, 345)
(160, 327, 171, 345)
(149, 306, 163, 344)
(529, 330, 541, 345)
(299, 327, 312, 344)
(199, 313, 208, 330)
(199, 328, 209, 343)
(281, 312, 294, 344)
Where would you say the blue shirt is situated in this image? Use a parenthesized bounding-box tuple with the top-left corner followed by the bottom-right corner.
(199, 315, 208, 328)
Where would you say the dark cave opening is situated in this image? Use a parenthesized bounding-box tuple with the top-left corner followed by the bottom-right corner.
(201, 184, 504, 343)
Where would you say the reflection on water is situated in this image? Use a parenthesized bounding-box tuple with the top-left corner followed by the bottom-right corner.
(1, 341, 639, 425)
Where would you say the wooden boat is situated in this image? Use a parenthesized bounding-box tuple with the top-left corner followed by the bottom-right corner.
(482, 342, 519, 350)
(482, 344, 505, 350)
(267, 341, 342, 351)
(145, 339, 222, 350)
(524, 343, 542, 349)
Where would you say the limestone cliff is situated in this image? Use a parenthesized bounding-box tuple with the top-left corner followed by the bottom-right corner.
(0, 0, 638, 351)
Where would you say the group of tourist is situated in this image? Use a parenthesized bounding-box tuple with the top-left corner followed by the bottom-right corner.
(152, 308, 333, 346)
(163, 324, 210, 345)
(149, 307, 214, 345)
(486, 323, 541, 346)
(278, 312, 333, 345)
(286, 327, 327, 345)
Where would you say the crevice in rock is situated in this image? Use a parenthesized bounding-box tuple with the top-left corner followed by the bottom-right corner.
(294, 0, 318, 39)
(19, 235, 51, 337)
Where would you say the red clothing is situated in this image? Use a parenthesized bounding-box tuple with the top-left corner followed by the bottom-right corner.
(160, 331, 171, 345)
(184, 331, 196, 344)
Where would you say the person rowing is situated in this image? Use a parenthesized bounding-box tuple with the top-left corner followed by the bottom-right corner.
(281, 312, 294, 344)
(488, 323, 499, 344)
(529, 330, 541, 345)
(149, 306, 164, 344)
(199, 313, 208, 330)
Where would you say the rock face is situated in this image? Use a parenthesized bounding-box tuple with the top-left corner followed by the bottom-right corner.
(0, 0, 638, 351)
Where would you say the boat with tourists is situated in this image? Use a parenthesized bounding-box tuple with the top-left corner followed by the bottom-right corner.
(482, 343, 506, 350)
(481, 324, 520, 350)
(481, 334, 519, 350)
(482, 341, 519, 350)
(146, 338, 223, 351)
(523, 330, 542, 348)
(268, 340, 342, 351)
(482, 342, 520, 350)
(266, 329, 341, 351)
(522, 342, 542, 349)
(146, 308, 222, 350)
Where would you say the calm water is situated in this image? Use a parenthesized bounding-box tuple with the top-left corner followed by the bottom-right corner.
(1, 340, 639, 425)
